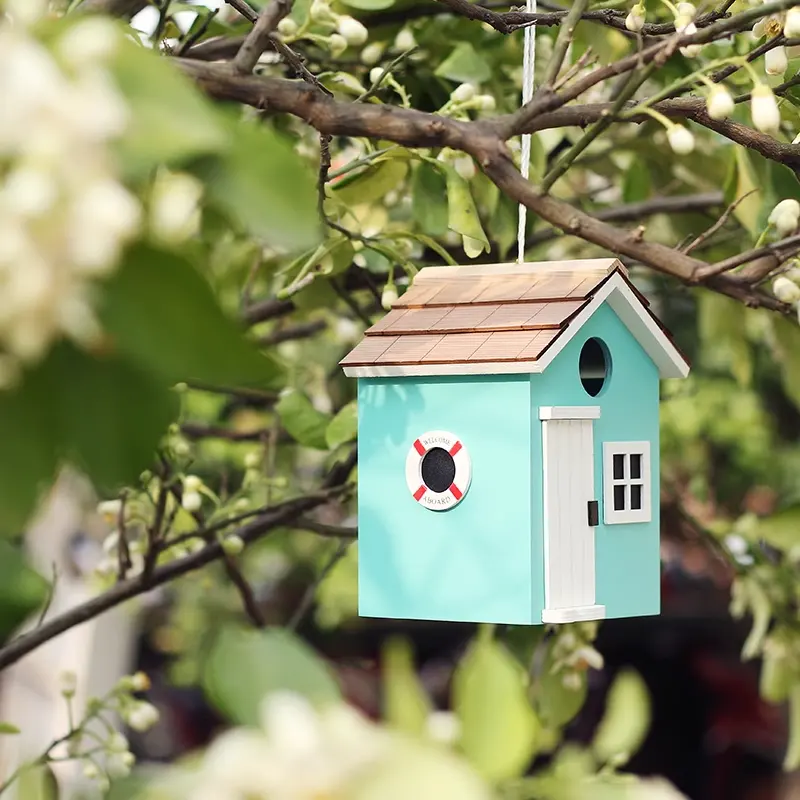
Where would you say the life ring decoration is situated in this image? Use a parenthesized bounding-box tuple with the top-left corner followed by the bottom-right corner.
(405, 430, 472, 511)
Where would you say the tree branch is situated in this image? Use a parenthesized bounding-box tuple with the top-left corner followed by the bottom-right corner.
(0, 488, 347, 673)
(77, 0, 147, 18)
(234, 0, 294, 74)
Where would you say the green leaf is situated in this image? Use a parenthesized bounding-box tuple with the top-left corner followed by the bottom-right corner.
(0, 722, 20, 734)
(771, 317, 800, 412)
(101, 244, 282, 389)
(202, 120, 320, 252)
(203, 626, 341, 725)
(444, 165, 489, 256)
(752, 506, 800, 551)
(382, 637, 432, 737)
(435, 43, 491, 85)
(412, 163, 448, 237)
(741, 577, 772, 660)
(275, 390, 331, 450)
(622, 161, 651, 204)
(47, 344, 178, 492)
(532, 643, 588, 729)
(334, 159, 408, 207)
(732, 148, 763, 238)
(697, 293, 752, 387)
(452, 628, 540, 781)
(0, 366, 61, 534)
(326, 401, 358, 449)
(592, 669, 651, 765)
(0, 540, 49, 642)
(110, 39, 229, 174)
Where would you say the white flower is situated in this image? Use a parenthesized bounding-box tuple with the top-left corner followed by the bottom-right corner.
(97, 499, 122, 522)
(276, 17, 298, 37)
(361, 42, 383, 65)
(451, 82, 476, 102)
(753, 17, 768, 39)
(426, 711, 461, 745)
(125, 701, 159, 732)
(751, 84, 781, 133)
(625, 3, 646, 31)
(394, 27, 416, 50)
(182, 491, 203, 512)
(667, 125, 695, 154)
(786, 7, 800, 36)
(130, 672, 150, 692)
(83, 763, 99, 780)
(774, 276, 800, 302)
(57, 18, 119, 68)
(475, 94, 496, 111)
(706, 85, 734, 120)
(1, 167, 57, 217)
(766, 45, 788, 75)
(329, 33, 348, 56)
(381, 283, 399, 309)
(337, 16, 368, 47)
(769, 199, 800, 235)
(4, 0, 48, 26)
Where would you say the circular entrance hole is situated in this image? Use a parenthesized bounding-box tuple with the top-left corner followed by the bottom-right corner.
(579, 337, 610, 397)
(421, 447, 456, 493)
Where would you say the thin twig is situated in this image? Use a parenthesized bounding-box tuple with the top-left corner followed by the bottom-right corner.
(0, 488, 348, 673)
(682, 190, 756, 255)
(176, 7, 220, 57)
(233, 0, 294, 74)
(695, 232, 800, 279)
(224, 0, 257, 23)
(223, 554, 266, 627)
(541, 0, 589, 87)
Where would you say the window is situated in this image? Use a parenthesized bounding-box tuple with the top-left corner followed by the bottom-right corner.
(579, 338, 610, 397)
(603, 441, 651, 524)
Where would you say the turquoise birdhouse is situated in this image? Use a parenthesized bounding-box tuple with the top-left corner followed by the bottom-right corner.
(340, 259, 690, 625)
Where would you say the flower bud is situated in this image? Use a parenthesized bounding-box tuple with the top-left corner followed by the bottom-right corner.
(394, 27, 416, 50)
(83, 763, 99, 780)
(678, 22, 702, 57)
(766, 45, 788, 76)
(453, 155, 476, 180)
(107, 732, 129, 753)
(751, 84, 781, 133)
(150, 170, 202, 244)
(131, 671, 151, 692)
(786, 7, 800, 37)
(451, 82, 476, 102)
(361, 42, 383, 65)
(182, 491, 202, 513)
(60, 670, 78, 698)
(222, 535, 245, 556)
(667, 125, 695, 154)
(277, 17, 298, 37)
(369, 66, 385, 84)
(125, 701, 159, 732)
(475, 94, 496, 111)
(706, 85, 734, 120)
(183, 475, 203, 493)
(337, 16, 368, 47)
(773, 276, 800, 302)
(310, 0, 336, 23)
(244, 451, 262, 469)
(769, 199, 800, 236)
(329, 33, 348, 56)
(97, 499, 121, 523)
(625, 3, 645, 31)
(381, 284, 399, 309)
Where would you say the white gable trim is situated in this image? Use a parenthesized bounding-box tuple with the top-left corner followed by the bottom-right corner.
(413, 258, 622, 281)
(533, 272, 689, 380)
(539, 406, 601, 420)
(341, 273, 689, 379)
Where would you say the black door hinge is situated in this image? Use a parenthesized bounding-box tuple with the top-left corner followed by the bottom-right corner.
(587, 500, 599, 527)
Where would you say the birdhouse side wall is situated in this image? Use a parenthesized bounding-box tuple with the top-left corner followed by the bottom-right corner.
(529, 301, 661, 621)
(356, 374, 534, 624)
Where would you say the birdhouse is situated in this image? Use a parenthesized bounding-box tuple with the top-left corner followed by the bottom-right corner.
(340, 259, 690, 625)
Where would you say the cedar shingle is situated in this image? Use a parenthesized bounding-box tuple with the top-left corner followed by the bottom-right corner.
(421, 333, 491, 361)
(340, 336, 400, 365)
(468, 332, 538, 361)
(375, 335, 444, 363)
(430, 305, 499, 331)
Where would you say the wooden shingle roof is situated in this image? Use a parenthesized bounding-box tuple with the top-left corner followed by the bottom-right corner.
(340, 259, 690, 379)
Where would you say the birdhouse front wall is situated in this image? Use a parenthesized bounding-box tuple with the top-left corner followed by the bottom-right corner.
(356, 374, 535, 624)
(529, 301, 661, 622)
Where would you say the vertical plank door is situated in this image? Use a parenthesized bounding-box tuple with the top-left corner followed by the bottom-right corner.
(540, 407, 605, 623)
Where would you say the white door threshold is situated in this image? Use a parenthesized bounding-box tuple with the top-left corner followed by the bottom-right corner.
(542, 605, 606, 624)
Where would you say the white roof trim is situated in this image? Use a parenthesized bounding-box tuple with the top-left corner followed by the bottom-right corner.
(342, 273, 690, 380)
(539, 406, 601, 420)
(413, 258, 622, 281)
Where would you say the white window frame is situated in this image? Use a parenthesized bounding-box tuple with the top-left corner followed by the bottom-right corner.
(602, 441, 651, 524)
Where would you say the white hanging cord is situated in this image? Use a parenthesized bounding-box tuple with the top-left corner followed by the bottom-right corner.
(517, 0, 536, 264)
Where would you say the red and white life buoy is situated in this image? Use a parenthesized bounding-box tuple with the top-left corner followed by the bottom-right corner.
(405, 430, 472, 511)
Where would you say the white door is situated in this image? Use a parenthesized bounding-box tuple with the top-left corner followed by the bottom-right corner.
(539, 407, 606, 624)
